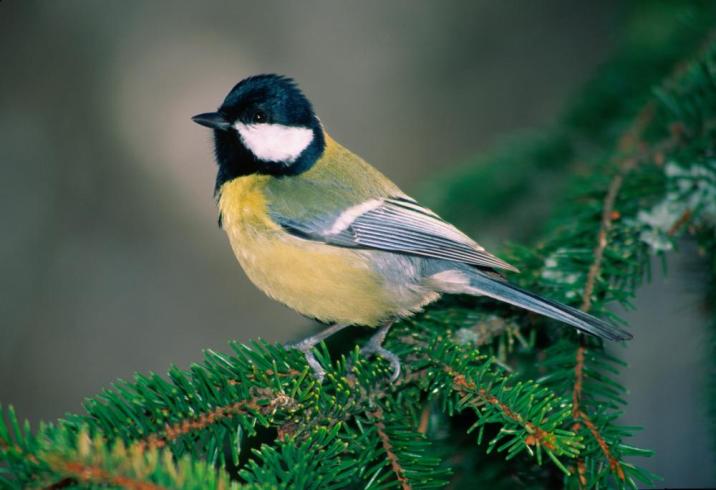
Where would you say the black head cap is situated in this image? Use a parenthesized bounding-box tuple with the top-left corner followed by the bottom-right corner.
(192, 74, 325, 191)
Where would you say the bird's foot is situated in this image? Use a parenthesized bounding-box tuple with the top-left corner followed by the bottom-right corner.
(284, 323, 350, 382)
(359, 322, 401, 381)
(285, 338, 326, 381)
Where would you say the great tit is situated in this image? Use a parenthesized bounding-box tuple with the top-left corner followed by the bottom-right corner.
(192, 74, 632, 380)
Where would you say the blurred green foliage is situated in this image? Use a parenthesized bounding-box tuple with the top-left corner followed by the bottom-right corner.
(421, 1, 716, 243)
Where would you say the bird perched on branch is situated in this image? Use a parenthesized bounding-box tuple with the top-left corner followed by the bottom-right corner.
(192, 74, 632, 380)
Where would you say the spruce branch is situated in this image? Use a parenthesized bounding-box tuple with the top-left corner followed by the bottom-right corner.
(534, 31, 716, 489)
(239, 425, 355, 489)
(568, 103, 658, 487)
(424, 7, 716, 487)
(2, 326, 578, 488)
(354, 407, 449, 489)
(397, 321, 582, 474)
(369, 409, 411, 490)
(0, 406, 239, 490)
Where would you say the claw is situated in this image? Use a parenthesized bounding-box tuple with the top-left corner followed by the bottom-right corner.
(360, 322, 401, 381)
(361, 345, 401, 381)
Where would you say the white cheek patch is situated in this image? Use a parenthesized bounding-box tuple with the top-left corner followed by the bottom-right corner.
(235, 122, 314, 163)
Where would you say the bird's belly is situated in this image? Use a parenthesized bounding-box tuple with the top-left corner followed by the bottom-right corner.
(225, 221, 405, 326)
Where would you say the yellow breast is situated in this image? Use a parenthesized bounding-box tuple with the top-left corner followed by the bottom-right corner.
(217, 175, 395, 326)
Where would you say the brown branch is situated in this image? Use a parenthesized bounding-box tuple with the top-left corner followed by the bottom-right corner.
(448, 369, 556, 450)
(569, 105, 657, 486)
(579, 166, 631, 312)
(668, 208, 692, 236)
(45, 460, 167, 490)
(137, 390, 295, 450)
(370, 408, 411, 490)
(569, 102, 684, 484)
(140, 400, 254, 449)
(576, 460, 588, 488)
(12, 430, 169, 490)
(569, 112, 690, 481)
(579, 105, 690, 312)
(571, 345, 586, 421)
(579, 410, 626, 481)
(44, 477, 76, 490)
(580, 105, 654, 313)
(139, 361, 428, 449)
(418, 403, 431, 434)
(0, 434, 38, 464)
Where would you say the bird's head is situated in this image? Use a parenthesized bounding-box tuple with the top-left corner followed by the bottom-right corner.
(192, 74, 325, 188)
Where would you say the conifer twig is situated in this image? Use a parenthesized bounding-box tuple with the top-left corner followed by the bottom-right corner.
(569, 93, 691, 484)
(578, 410, 626, 480)
(44, 461, 167, 490)
(579, 104, 654, 313)
(137, 389, 295, 450)
(447, 368, 555, 449)
(370, 408, 411, 490)
(668, 209, 692, 236)
(571, 104, 655, 484)
(418, 404, 431, 434)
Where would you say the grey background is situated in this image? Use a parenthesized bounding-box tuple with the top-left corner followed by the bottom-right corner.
(0, 1, 712, 486)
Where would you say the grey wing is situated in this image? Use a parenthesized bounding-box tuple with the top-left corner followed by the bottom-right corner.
(275, 196, 519, 273)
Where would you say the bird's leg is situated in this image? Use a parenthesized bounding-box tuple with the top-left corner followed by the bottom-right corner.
(360, 321, 401, 381)
(284, 323, 351, 381)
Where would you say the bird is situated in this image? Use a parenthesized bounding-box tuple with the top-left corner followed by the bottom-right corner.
(191, 74, 632, 381)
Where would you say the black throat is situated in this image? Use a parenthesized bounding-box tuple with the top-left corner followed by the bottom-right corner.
(212, 124, 325, 195)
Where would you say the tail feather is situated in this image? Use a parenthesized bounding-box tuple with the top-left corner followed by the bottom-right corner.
(462, 271, 632, 341)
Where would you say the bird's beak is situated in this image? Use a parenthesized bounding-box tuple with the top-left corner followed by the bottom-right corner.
(191, 112, 232, 131)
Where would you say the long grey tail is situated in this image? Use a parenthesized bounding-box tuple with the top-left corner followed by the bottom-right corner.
(461, 271, 632, 341)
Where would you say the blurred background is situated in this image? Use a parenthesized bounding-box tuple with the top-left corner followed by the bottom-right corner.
(0, 1, 712, 486)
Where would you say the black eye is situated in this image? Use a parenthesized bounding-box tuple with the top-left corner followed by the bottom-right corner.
(252, 110, 267, 123)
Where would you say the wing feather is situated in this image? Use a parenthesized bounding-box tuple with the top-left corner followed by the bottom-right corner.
(276, 197, 519, 272)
